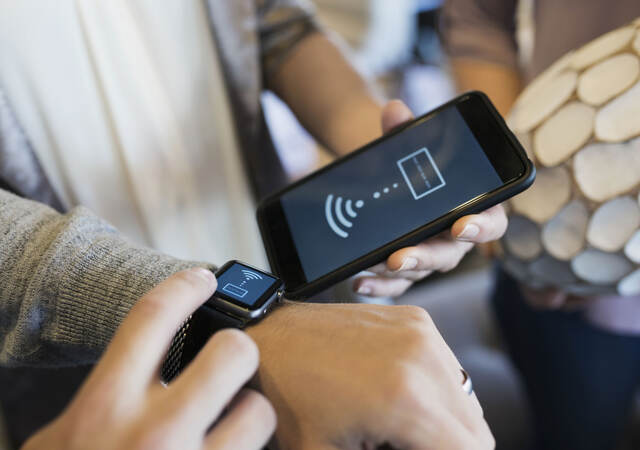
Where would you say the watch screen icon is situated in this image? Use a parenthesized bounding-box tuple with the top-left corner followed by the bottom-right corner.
(216, 263, 280, 306)
(222, 283, 248, 298)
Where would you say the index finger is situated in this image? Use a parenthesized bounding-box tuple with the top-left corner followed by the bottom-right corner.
(90, 268, 217, 394)
(386, 237, 474, 273)
(451, 204, 508, 243)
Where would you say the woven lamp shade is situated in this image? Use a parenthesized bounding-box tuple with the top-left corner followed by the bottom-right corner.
(498, 17, 640, 296)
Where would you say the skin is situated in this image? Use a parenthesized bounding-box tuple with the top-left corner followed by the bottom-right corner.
(247, 300, 495, 449)
(23, 269, 494, 450)
(449, 58, 522, 117)
(24, 35, 502, 450)
(270, 33, 509, 298)
(250, 40, 499, 448)
(22, 269, 276, 450)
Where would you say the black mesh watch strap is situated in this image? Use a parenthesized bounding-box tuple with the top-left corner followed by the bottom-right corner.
(161, 305, 247, 383)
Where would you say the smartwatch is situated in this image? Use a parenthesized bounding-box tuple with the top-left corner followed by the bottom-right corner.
(161, 260, 284, 383)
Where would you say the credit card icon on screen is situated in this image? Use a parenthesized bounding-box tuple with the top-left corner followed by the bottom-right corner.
(222, 283, 248, 298)
(397, 147, 446, 200)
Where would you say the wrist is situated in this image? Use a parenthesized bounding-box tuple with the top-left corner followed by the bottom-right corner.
(244, 300, 298, 390)
(245, 300, 299, 345)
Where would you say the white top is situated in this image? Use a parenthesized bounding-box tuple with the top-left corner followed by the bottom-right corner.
(0, 0, 267, 267)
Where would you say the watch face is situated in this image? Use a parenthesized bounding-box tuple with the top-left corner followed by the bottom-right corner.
(213, 261, 282, 310)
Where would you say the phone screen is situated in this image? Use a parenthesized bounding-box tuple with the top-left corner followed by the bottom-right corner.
(279, 105, 504, 283)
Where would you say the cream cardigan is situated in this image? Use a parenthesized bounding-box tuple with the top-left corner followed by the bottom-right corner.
(0, 0, 265, 266)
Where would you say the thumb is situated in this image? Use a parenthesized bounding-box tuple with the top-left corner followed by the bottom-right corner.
(381, 100, 414, 134)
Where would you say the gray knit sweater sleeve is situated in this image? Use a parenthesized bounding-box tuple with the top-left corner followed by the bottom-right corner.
(0, 189, 210, 368)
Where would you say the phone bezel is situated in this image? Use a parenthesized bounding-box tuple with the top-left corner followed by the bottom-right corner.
(257, 91, 535, 299)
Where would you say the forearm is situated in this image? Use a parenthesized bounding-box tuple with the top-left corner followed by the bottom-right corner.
(0, 190, 208, 367)
(268, 32, 384, 156)
(451, 58, 522, 116)
(440, 0, 522, 115)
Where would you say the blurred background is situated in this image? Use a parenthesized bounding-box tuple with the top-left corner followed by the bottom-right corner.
(1, 1, 638, 450)
(255, 1, 640, 449)
(262, 1, 536, 448)
(0, 1, 561, 449)
(264, 0, 457, 180)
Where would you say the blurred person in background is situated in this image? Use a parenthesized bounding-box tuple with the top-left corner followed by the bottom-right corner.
(0, 0, 505, 448)
(441, 1, 640, 449)
(262, 0, 422, 187)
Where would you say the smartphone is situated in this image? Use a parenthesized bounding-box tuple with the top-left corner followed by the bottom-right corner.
(257, 92, 535, 299)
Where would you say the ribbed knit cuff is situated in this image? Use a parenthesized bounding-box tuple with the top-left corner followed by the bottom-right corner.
(57, 237, 214, 354)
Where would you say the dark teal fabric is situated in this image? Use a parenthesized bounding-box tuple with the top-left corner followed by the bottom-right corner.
(492, 268, 640, 450)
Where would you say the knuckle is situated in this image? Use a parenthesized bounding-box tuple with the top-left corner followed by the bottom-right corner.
(131, 292, 166, 320)
(440, 251, 467, 273)
(127, 424, 171, 450)
(396, 307, 441, 357)
(212, 329, 259, 366)
(485, 433, 496, 450)
(488, 432, 497, 449)
(172, 269, 210, 290)
(459, 412, 495, 450)
(402, 328, 433, 361)
(440, 262, 457, 273)
(418, 251, 434, 269)
(383, 364, 425, 411)
(64, 402, 97, 430)
(399, 305, 434, 327)
(477, 421, 496, 449)
(413, 270, 431, 281)
(244, 390, 277, 431)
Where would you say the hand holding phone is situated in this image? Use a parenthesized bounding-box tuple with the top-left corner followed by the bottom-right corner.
(258, 92, 534, 299)
(353, 101, 509, 298)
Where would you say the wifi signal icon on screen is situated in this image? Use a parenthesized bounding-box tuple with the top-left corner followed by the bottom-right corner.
(242, 270, 263, 281)
(324, 194, 364, 238)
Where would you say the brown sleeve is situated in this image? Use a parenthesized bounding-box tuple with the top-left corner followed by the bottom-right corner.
(257, 0, 321, 81)
(440, 0, 520, 70)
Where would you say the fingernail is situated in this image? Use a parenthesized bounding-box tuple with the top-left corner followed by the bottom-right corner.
(357, 286, 373, 296)
(456, 224, 480, 241)
(190, 267, 216, 287)
(394, 257, 418, 272)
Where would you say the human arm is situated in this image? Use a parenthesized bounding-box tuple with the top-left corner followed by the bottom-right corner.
(258, 0, 382, 155)
(22, 269, 276, 450)
(0, 189, 210, 367)
(2, 189, 493, 449)
(450, 59, 522, 115)
(247, 301, 494, 449)
(440, 0, 523, 115)
(259, 1, 508, 297)
(267, 30, 385, 156)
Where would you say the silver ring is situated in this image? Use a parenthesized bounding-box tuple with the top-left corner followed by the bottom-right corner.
(461, 369, 473, 396)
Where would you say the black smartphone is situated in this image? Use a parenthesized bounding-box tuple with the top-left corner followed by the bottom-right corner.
(257, 92, 535, 299)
